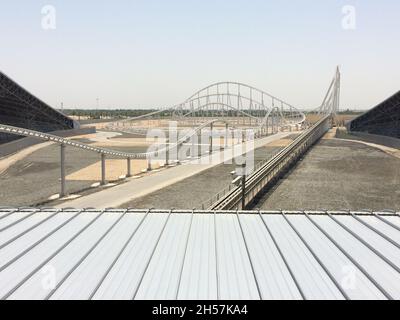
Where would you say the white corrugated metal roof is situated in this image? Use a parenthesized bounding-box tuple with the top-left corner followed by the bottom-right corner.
(0, 208, 399, 300)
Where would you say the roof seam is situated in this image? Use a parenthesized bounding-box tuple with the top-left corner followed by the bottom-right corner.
(45, 210, 129, 300)
(0, 210, 39, 232)
(0, 209, 19, 221)
(236, 213, 262, 300)
(327, 213, 400, 275)
(175, 211, 195, 299)
(374, 214, 400, 233)
(305, 213, 392, 300)
(282, 212, 349, 300)
(131, 210, 172, 300)
(213, 210, 220, 300)
(1, 210, 105, 300)
(0, 210, 84, 273)
(350, 214, 400, 250)
(88, 210, 150, 300)
(0, 209, 61, 250)
(258, 211, 306, 300)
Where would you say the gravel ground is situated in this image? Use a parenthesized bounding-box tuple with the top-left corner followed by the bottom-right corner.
(253, 139, 400, 211)
(0, 133, 297, 207)
(120, 145, 287, 209)
(0, 143, 143, 207)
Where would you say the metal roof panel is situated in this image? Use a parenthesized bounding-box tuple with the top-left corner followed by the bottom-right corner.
(0, 209, 399, 300)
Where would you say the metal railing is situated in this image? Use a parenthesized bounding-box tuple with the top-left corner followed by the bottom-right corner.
(209, 115, 331, 210)
(200, 143, 290, 210)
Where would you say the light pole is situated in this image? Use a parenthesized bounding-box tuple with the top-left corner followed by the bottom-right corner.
(240, 163, 246, 210)
(60, 144, 66, 197)
(231, 162, 247, 210)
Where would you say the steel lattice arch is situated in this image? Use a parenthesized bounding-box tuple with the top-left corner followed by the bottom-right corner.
(106, 81, 306, 136)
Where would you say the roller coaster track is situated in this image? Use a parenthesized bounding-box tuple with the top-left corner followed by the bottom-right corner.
(0, 118, 235, 160)
(207, 68, 341, 210)
(0, 70, 338, 201)
(106, 81, 306, 136)
(0, 79, 306, 199)
(209, 115, 331, 210)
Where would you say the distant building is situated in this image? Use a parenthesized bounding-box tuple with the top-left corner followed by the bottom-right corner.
(0, 71, 78, 144)
(347, 91, 400, 139)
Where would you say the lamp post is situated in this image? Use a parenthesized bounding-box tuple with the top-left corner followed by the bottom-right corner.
(60, 144, 66, 197)
(231, 162, 247, 210)
(240, 163, 246, 210)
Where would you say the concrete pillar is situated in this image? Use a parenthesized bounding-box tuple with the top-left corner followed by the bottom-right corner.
(60, 144, 66, 198)
(209, 123, 213, 154)
(101, 153, 106, 185)
(176, 143, 181, 162)
(191, 135, 196, 158)
(198, 129, 202, 157)
(127, 157, 131, 177)
(225, 123, 229, 148)
(147, 157, 152, 171)
(165, 139, 169, 165)
(241, 163, 246, 210)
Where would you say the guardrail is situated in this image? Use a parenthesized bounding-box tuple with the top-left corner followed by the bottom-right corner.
(200, 144, 286, 209)
(209, 115, 332, 210)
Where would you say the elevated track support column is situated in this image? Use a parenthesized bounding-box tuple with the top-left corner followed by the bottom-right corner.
(198, 129, 202, 157)
(165, 138, 169, 165)
(101, 153, 106, 185)
(191, 136, 196, 158)
(209, 123, 213, 154)
(225, 123, 229, 148)
(127, 157, 131, 177)
(241, 163, 246, 210)
(60, 144, 66, 198)
(147, 156, 152, 171)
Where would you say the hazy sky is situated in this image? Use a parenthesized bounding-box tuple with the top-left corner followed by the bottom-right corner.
(0, 0, 399, 110)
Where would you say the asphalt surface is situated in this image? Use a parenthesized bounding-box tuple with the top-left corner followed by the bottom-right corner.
(253, 139, 400, 211)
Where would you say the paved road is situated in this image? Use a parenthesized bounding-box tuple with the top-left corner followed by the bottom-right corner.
(56, 132, 294, 208)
